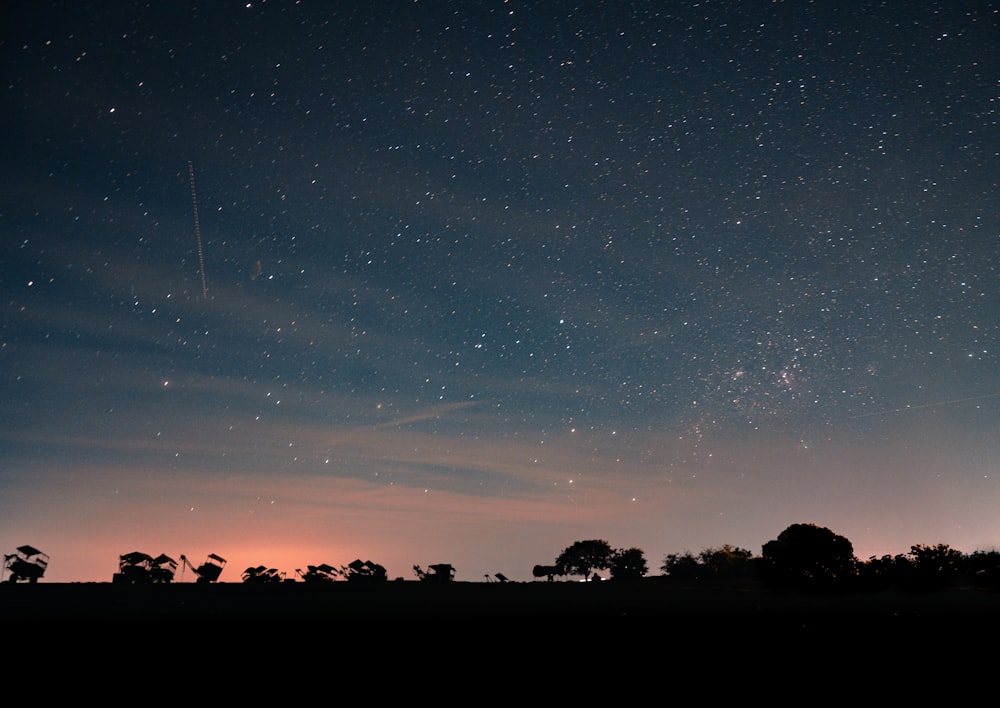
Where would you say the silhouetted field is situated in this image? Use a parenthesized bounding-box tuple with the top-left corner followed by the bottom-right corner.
(4, 579, 997, 683)
(4, 578, 997, 631)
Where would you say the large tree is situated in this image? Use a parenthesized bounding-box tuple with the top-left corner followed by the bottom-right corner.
(609, 547, 648, 580)
(556, 539, 614, 581)
(761, 523, 856, 592)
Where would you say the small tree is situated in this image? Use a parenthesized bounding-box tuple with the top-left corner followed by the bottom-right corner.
(699, 545, 755, 580)
(967, 550, 1000, 590)
(661, 551, 703, 580)
(556, 539, 614, 581)
(857, 553, 909, 592)
(609, 547, 648, 580)
(903, 543, 965, 590)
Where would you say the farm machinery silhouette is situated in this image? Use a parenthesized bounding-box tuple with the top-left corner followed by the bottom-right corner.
(295, 563, 341, 583)
(296, 560, 454, 583)
(110, 554, 397, 584)
(3, 545, 49, 583)
(6, 545, 478, 585)
(292, 560, 463, 583)
(112, 552, 178, 584)
(180, 553, 227, 583)
(294, 559, 388, 583)
(108, 557, 465, 584)
(111, 552, 227, 584)
(413, 563, 456, 583)
(242, 565, 291, 583)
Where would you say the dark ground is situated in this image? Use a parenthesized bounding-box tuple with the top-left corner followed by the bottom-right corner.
(4, 577, 998, 631)
(3, 579, 997, 696)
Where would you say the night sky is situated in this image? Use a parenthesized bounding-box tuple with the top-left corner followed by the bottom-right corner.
(2, 1, 998, 584)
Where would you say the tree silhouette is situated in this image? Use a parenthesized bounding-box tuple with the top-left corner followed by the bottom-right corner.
(556, 539, 613, 581)
(967, 550, 1000, 590)
(902, 543, 965, 591)
(609, 547, 648, 580)
(857, 553, 909, 592)
(699, 545, 755, 580)
(760, 523, 856, 592)
(661, 551, 703, 580)
(661, 545, 756, 582)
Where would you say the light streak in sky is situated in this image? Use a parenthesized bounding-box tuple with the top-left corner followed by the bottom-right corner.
(850, 392, 1000, 419)
(372, 401, 480, 430)
(188, 161, 208, 300)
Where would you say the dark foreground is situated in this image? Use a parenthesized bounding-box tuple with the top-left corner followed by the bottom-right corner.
(4, 577, 998, 629)
(3, 580, 998, 689)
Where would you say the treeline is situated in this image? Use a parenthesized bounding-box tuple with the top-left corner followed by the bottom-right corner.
(550, 523, 1000, 593)
(6, 522, 999, 591)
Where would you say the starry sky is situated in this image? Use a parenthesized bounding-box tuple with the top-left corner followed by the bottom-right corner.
(2, 0, 998, 584)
